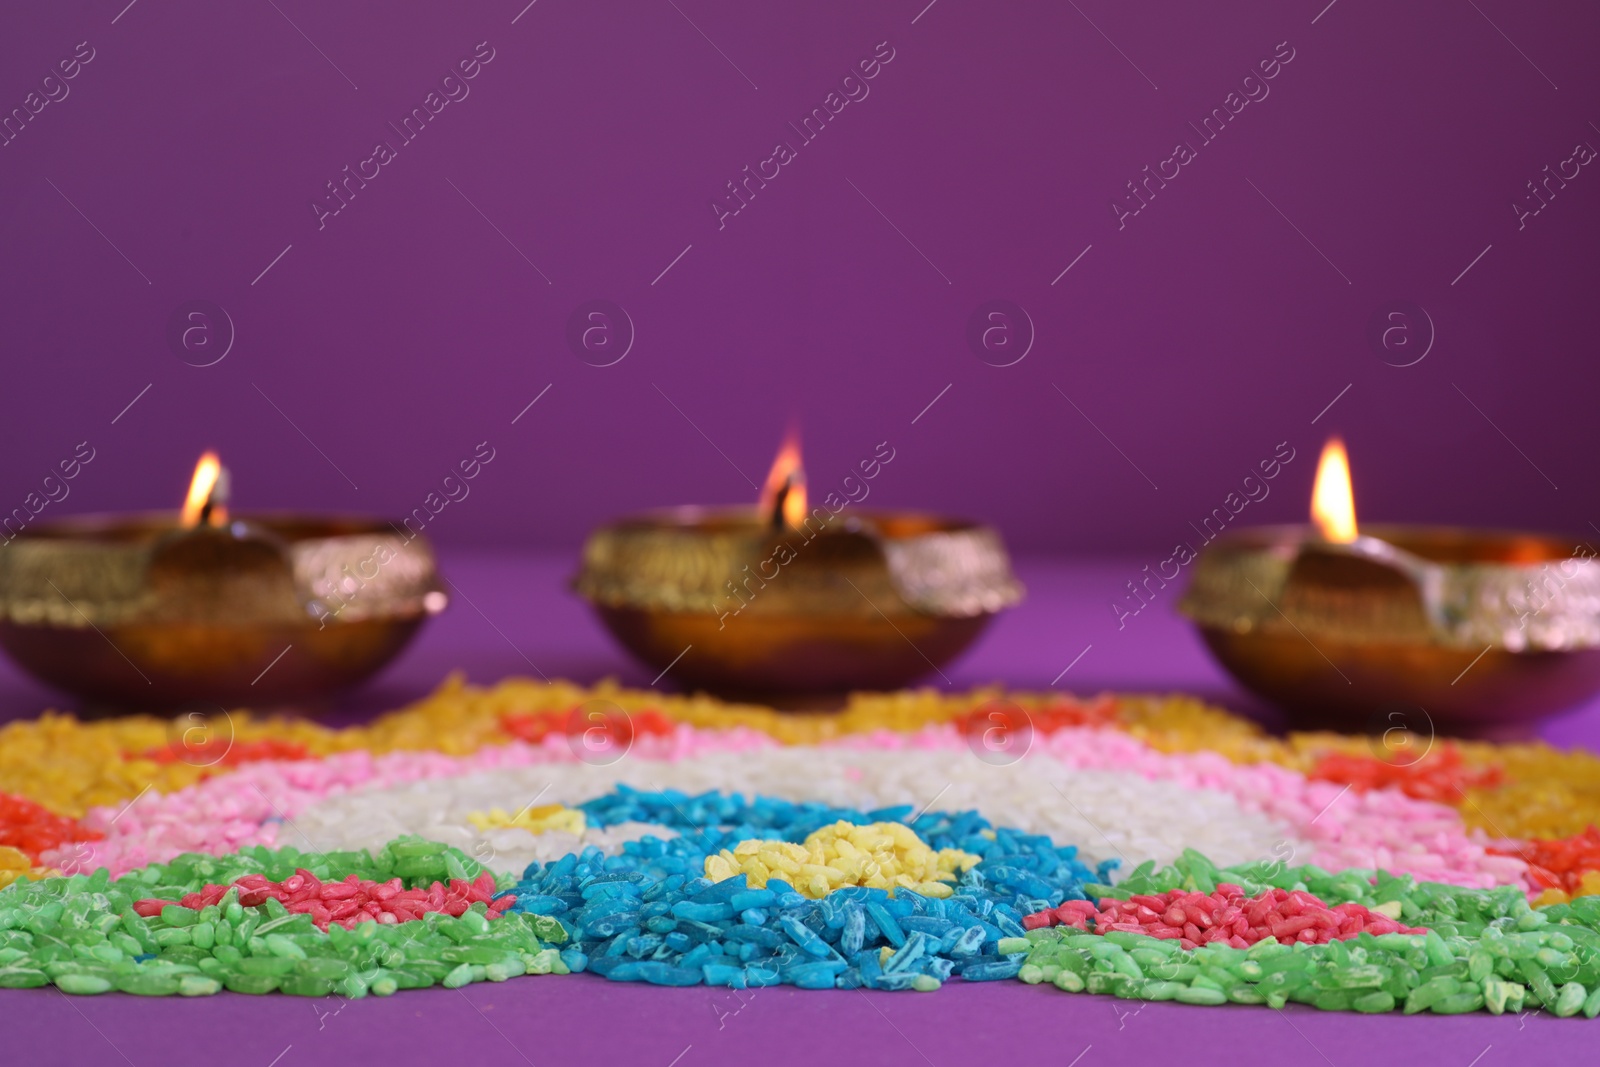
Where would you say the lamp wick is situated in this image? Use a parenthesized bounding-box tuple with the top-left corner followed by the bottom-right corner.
(200, 467, 231, 527)
(769, 474, 796, 530)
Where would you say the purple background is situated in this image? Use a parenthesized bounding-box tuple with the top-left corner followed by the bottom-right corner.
(5, 0, 1600, 1062)
(2, 0, 1597, 555)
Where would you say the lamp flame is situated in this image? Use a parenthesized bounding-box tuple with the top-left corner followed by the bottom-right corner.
(1310, 437, 1357, 543)
(758, 430, 807, 529)
(180, 452, 230, 528)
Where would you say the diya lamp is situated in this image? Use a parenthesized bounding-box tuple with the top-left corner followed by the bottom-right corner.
(0, 452, 447, 710)
(1178, 437, 1600, 736)
(575, 432, 1024, 700)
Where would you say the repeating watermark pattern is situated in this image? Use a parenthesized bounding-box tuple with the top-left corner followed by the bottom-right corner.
(714, 441, 896, 629)
(166, 300, 235, 367)
(1, 441, 96, 544)
(846, 176, 951, 284)
(313, 441, 495, 628)
(910, 383, 952, 425)
(512, 383, 553, 424)
(165, 705, 238, 768)
(1052, 385, 1159, 490)
(966, 300, 1034, 367)
(1510, 540, 1598, 639)
(1050, 244, 1093, 285)
(711, 986, 760, 1029)
(252, 645, 294, 686)
(665, 0, 756, 90)
(1365, 704, 1435, 766)
(1512, 138, 1596, 230)
(1112, 441, 1296, 629)
(652, 244, 693, 286)
(1110, 993, 1146, 1030)
(1110, 42, 1296, 230)
(1366, 300, 1434, 367)
(711, 41, 897, 230)
(265, 0, 358, 91)
(1310, 382, 1351, 425)
(567, 700, 634, 766)
(469, 836, 497, 868)
(447, 177, 552, 284)
(963, 699, 1034, 767)
(54, 841, 98, 877)
(651, 645, 692, 687)
(1451, 243, 1494, 287)
(252, 383, 360, 490)
(1449, 543, 1598, 687)
(395, 441, 497, 541)
(1253, 840, 1300, 882)
(0, 41, 96, 149)
(251, 244, 294, 286)
(1052, 643, 1093, 685)
(312, 992, 349, 1030)
(311, 42, 497, 230)
(566, 300, 635, 366)
(58, 790, 142, 876)
(464, 785, 556, 870)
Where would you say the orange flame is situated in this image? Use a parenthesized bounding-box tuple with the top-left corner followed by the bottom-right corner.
(1311, 437, 1357, 543)
(757, 430, 807, 528)
(180, 452, 229, 528)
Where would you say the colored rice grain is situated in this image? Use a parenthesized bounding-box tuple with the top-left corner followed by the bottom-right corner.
(1308, 746, 1503, 804)
(132, 867, 512, 930)
(0, 839, 566, 997)
(1022, 884, 1423, 947)
(38, 708, 1524, 904)
(0, 792, 101, 864)
(505, 787, 1114, 990)
(467, 805, 587, 836)
(705, 821, 980, 898)
(1015, 912, 1600, 1017)
(0, 845, 54, 891)
(1492, 826, 1600, 904)
(293, 747, 1298, 875)
(10, 674, 1600, 845)
(1011, 848, 1600, 1016)
(1094, 848, 1535, 936)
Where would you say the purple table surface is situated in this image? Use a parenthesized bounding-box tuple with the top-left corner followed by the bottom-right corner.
(6, 551, 1600, 1066)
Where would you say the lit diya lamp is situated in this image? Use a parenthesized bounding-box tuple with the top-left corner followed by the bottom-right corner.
(1178, 437, 1600, 736)
(0, 452, 446, 710)
(575, 432, 1023, 700)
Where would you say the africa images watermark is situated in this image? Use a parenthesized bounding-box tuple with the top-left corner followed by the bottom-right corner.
(311, 42, 498, 230)
(710, 40, 898, 230)
(1512, 136, 1596, 230)
(1111, 440, 1297, 629)
(1510, 539, 1599, 640)
(0, 40, 96, 149)
(716, 441, 897, 628)
(312, 440, 496, 628)
(1110, 41, 1297, 230)
(1, 441, 97, 544)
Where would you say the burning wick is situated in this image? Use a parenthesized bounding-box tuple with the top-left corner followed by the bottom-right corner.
(768, 473, 803, 530)
(1310, 436, 1357, 543)
(180, 451, 231, 528)
(758, 431, 807, 529)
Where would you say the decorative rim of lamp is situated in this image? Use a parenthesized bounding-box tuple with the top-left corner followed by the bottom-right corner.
(0, 513, 444, 629)
(574, 507, 1025, 619)
(1177, 523, 1600, 653)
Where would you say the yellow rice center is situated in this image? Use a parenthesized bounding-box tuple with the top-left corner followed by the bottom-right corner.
(466, 804, 587, 835)
(704, 820, 981, 900)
